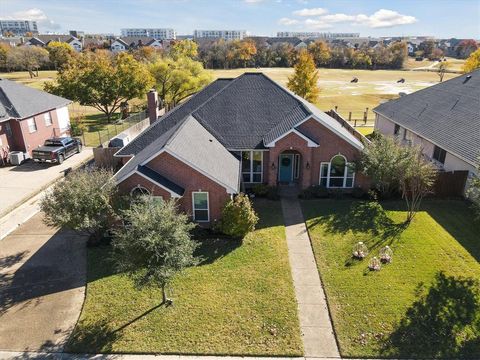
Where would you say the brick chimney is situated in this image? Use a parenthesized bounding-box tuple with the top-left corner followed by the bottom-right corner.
(147, 89, 159, 124)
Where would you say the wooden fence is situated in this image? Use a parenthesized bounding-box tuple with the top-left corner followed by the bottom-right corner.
(433, 170, 469, 197)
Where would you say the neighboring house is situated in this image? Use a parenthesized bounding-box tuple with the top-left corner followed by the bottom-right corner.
(0, 79, 72, 158)
(114, 73, 367, 224)
(374, 70, 480, 191)
(266, 37, 307, 50)
(24, 35, 83, 51)
(110, 37, 164, 52)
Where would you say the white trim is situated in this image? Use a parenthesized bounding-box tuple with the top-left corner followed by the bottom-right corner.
(265, 128, 319, 148)
(192, 191, 210, 222)
(241, 150, 263, 183)
(318, 154, 355, 189)
(130, 184, 151, 196)
(373, 110, 477, 168)
(134, 170, 183, 198)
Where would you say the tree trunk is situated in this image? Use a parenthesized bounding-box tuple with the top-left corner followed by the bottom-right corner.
(161, 283, 168, 304)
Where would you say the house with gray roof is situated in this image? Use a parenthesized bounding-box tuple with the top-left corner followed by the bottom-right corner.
(114, 73, 368, 224)
(0, 78, 72, 162)
(374, 70, 480, 191)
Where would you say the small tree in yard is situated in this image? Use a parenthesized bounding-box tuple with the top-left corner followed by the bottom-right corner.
(112, 197, 198, 304)
(215, 193, 259, 239)
(287, 49, 320, 103)
(467, 162, 480, 219)
(398, 147, 437, 223)
(360, 134, 436, 223)
(40, 169, 116, 242)
(436, 61, 450, 82)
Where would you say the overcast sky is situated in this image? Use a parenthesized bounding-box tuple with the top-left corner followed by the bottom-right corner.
(1, 0, 479, 38)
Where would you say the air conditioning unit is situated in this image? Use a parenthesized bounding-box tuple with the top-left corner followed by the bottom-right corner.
(9, 151, 25, 165)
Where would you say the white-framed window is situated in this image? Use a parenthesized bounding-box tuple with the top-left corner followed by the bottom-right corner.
(192, 191, 209, 222)
(319, 154, 355, 188)
(241, 150, 263, 183)
(26, 118, 37, 133)
(294, 154, 300, 179)
(130, 185, 150, 197)
(44, 112, 52, 126)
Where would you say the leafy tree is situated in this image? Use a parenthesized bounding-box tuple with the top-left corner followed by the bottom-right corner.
(0, 43, 10, 71)
(215, 193, 259, 238)
(7, 46, 49, 78)
(169, 39, 198, 60)
(467, 162, 480, 219)
(287, 49, 320, 103)
(308, 40, 331, 67)
(40, 169, 116, 242)
(419, 40, 435, 59)
(389, 41, 408, 69)
(351, 50, 372, 69)
(456, 39, 479, 59)
(112, 196, 198, 304)
(149, 55, 212, 109)
(436, 61, 450, 82)
(45, 51, 153, 122)
(360, 134, 436, 223)
(398, 146, 436, 223)
(236, 40, 257, 67)
(132, 46, 163, 63)
(47, 41, 76, 70)
(463, 48, 480, 73)
(359, 134, 403, 198)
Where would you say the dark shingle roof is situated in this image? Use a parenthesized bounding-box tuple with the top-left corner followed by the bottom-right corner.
(374, 70, 480, 165)
(137, 165, 185, 196)
(0, 79, 71, 122)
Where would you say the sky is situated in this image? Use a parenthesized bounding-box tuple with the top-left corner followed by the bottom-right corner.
(0, 0, 479, 38)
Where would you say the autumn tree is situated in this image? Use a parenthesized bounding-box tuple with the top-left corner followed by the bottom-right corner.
(169, 39, 198, 60)
(419, 40, 435, 59)
(456, 39, 479, 59)
(7, 46, 49, 78)
(237, 40, 257, 67)
(45, 51, 153, 122)
(47, 41, 76, 70)
(308, 40, 331, 67)
(463, 48, 480, 73)
(287, 49, 320, 103)
(0, 43, 10, 71)
(351, 50, 372, 69)
(149, 55, 212, 109)
(436, 61, 450, 82)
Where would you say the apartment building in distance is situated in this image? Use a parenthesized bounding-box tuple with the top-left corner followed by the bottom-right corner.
(0, 20, 38, 36)
(276, 32, 360, 39)
(121, 28, 176, 40)
(194, 30, 246, 40)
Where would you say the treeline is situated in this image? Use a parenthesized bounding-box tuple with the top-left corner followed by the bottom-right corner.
(197, 38, 408, 70)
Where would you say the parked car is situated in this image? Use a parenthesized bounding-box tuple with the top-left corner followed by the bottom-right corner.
(32, 137, 82, 164)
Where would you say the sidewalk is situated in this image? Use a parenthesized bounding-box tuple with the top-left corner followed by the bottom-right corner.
(281, 195, 340, 358)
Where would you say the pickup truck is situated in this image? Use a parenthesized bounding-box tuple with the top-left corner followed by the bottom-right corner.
(32, 137, 82, 164)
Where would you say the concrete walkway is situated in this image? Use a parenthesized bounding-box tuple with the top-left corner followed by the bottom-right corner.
(281, 195, 340, 358)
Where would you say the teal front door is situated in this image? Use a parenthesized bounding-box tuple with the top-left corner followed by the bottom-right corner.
(279, 154, 294, 182)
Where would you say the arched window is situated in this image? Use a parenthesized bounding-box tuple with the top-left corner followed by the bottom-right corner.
(130, 185, 151, 197)
(319, 154, 355, 188)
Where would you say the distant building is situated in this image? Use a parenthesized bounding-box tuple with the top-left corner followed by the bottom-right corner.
(276, 32, 359, 39)
(69, 30, 85, 39)
(121, 28, 176, 40)
(194, 30, 246, 41)
(0, 20, 38, 36)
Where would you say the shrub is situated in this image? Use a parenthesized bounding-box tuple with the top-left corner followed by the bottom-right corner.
(266, 186, 280, 201)
(299, 185, 328, 199)
(215, 193, 259, 239)
(252, 183, 269, 197)
(328, 188, 345, 199)
(351, 186, 366, 199)
(70, 113, 87, 136)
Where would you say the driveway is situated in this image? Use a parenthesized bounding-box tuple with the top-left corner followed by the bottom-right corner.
(0, 213, 87, 351)
(0, 149, 93, 218)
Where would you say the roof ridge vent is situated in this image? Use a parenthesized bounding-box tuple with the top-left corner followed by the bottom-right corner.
(463, 75, 472, 84)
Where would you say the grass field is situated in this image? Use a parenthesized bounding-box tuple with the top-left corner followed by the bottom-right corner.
(211, 67, 458, 123)
(67, 199, 303, 355)
(301, 199, 480, 358)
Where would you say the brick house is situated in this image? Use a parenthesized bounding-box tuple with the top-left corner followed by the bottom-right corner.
(0, 78, 72, 162)
(114, 73, 367, 224)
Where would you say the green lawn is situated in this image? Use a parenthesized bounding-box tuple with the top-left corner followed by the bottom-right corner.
(67, 199, 303, 355)
(301, 199, 480, 358)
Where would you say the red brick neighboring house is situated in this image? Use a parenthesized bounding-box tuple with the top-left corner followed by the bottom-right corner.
(114, 73, 367, 224)
(0, 78, 72, 162)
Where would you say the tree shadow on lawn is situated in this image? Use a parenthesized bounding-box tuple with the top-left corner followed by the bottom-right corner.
(309, 200, 407, 248)
(382, 272, 480, 358)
